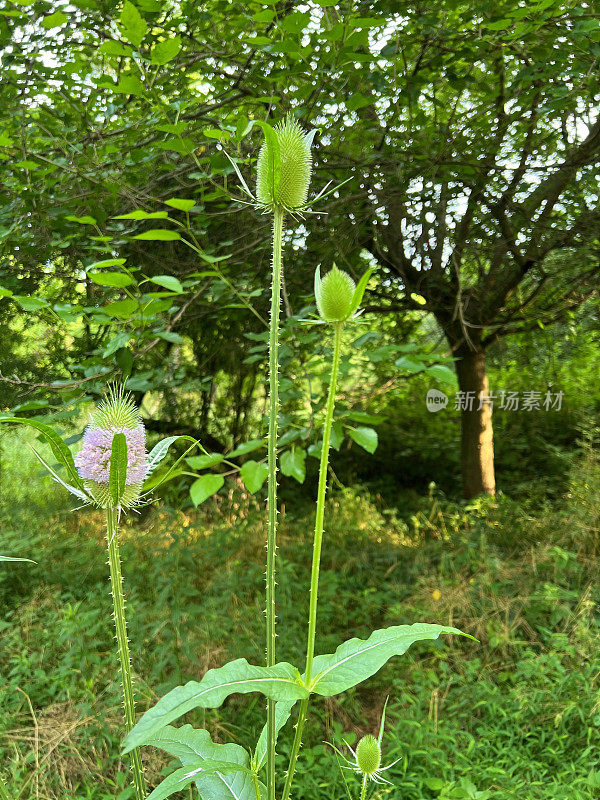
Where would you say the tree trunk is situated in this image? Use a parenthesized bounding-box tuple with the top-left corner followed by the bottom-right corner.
(454, 347, 496, 499)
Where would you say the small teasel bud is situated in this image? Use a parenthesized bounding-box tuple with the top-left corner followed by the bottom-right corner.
(355, 734, 382, 777)
(256, 116, 313, 211)
(74, 386, 148, 509)
(315, 264, 356, 323)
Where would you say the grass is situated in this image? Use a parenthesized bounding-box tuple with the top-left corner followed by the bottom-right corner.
(0, 430, 599, 799)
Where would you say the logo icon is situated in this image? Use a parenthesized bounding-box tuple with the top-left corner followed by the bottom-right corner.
(426, 389, 448, 413)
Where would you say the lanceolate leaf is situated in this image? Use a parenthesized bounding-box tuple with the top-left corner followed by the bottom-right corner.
(146, 435, 196, 475)
(186, 453, 224, 470)
(0, 417, 84, 489)
(147, 725, 259, 800)
(146, 760, 255, 800)
(123, 659, 308, 753)
(109, 432, 128, 507)
(143, 434, 205, 494)
(348, 267, 373, 315)
(306, 624, 466, 696)
(31, 447, 91, 503)
(254, 700, 296, 770)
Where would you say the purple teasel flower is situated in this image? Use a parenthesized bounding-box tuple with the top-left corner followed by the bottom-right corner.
(74, 424, 149, 486)
(74, 388, 150, 509)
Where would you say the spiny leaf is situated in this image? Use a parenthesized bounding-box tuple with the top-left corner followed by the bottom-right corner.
(31, 447, 91, 503)
(349, 268, 373, 316)
(306, 623, 467, 696)
(123, 659, 308, 753)
(146, 760, 254, 800)
(147, 725, 259, 800)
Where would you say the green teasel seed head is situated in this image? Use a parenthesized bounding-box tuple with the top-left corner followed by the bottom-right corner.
(315, 264, 356, 323)
(256, 117, 313, 212)
(356, 734, 381, 776)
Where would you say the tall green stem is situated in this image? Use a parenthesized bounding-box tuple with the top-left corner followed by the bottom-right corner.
(106, 508, 147, 800)
(266, 207, 284, 800)
(282, 322, 343, 800)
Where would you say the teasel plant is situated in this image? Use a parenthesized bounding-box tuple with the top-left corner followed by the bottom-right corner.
(0, 392, 206, 799)
(115, 118, 470, 800)
(1, 118, 470, 800)
(225, 114, 346, 800)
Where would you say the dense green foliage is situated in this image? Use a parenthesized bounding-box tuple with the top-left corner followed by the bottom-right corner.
(2, 0, 599, 497)
(1, 0, 600, 796)
(1, 430, 600, 798)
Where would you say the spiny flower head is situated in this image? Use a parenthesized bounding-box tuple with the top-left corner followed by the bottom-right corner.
(356, 735, 381, 776)
(331, 699, 399, 787)
(315, 265, 356, 323)
(74, 387, 148, 509)
(92, 386, 141, 428)
(256, 116, 313, 212)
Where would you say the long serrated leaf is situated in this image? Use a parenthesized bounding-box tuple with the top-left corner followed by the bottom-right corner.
(147, 725, 258, 800)
(306, 623, 466, 696)
(109, 432, 127, 507)
(254, 700, 296, 770)
(31, 447, 91, 503)
(147, 760, 255, 800)
(0, 417, 84, 489)
(123, 659, 308, 753)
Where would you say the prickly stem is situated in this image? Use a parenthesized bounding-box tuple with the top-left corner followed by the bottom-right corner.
(266, 206, 284, 800)
(282, 321, 344, 800)
(106, 507, 147, 800)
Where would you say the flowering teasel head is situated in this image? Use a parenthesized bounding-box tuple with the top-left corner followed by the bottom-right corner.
(314, 265, 372, 325)
(74, 387, 149, 509)
(256, 116, 314, 213)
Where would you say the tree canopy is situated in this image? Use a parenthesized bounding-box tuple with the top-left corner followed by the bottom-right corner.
(1, 0, 599, 497)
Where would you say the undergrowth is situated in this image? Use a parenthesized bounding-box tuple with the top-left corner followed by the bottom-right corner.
(0, 432, 599, 798)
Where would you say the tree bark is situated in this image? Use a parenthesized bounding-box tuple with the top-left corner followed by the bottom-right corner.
(454, 347, 496, 499)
